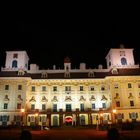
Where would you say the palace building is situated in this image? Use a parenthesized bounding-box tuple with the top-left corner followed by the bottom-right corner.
(0, 45, 140, 127)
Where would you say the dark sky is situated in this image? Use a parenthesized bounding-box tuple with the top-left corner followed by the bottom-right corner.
(1, 7, 140, 69)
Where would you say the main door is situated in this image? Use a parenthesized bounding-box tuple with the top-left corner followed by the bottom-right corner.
(65, 116, 72, 126)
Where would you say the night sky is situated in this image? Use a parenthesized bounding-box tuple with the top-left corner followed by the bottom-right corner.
(1, 8, 140, 70)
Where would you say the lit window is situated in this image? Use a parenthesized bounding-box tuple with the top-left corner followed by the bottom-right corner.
(53, 104, 57, 112)
(128, 83, 132, 88)
(121, 57, 127, 65)
(130, 101, 134, 107)
(4, 103, 8, 109)
(116, 101, 120, 107)
(17, 103, 21, 109)
(42, 86, 46, 91)
(102, 103, 106, 108)
(80, 104, 84, 111)
(66, 104, 72, 112)
(5, 85, 9, 90)
(91, 103, 95, 109)
(31, 86, 35, 92)
(13, 53, 18, 58)
(42, 104, 46, 110)
(18, 85, 22, 90)
(31, 104, 35, 110)
(114, 83, 119, 89)
(90, 86, 94, 91)
(101, 85, 105, 91)
(53, 86, 57, 91)
(80, 86, 84, 91)
(65, 86, 71, 91)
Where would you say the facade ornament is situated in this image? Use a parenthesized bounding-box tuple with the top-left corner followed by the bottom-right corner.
(90, 95, 96, 101)
(88, 70, 94, 77)
(65, 96, 72, 101)
(79, 95, 86, 101)
(114, 93, 120, 99)
(17, 95, 23, 101)
(111, 67, 118, 74)
(101, 95, 108, 101)
(18, 69, 25, 76)
(29, 96, 36, 102)
(41, 71, 48, 78)
(41, 96, 48, 102)
(128, 93, 134, 99)
(4, 95, 10, 101)
(51, 96, 58, 102)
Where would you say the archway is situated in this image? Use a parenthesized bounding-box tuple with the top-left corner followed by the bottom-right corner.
(12, 60, 18, 68)
(65, 116, 72, 126)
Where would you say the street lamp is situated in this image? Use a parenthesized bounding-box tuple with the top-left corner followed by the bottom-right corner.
(21, 108, 25, 126)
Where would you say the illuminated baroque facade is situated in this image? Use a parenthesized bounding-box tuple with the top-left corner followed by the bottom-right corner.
(0, 45, 140, 127)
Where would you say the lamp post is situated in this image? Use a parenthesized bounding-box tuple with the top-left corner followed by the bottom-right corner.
(21, 108, 25, 126)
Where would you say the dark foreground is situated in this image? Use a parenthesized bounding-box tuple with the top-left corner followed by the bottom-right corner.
(0, 127, 140, 140)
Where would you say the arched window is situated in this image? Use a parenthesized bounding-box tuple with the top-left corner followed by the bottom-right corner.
(12, 60, 18, 68)
(121, 57, 127, 65)
(80, 115, 85, 125)
(53, 116, 58, 126)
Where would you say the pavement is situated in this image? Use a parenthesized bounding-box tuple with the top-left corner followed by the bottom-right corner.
(0, 127, 140, 140)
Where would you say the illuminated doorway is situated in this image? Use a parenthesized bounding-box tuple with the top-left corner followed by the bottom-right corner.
(65, 116, 72, 126)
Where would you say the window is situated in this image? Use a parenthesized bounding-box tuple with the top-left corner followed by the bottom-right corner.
(17, 103, 21, 109)
(4, 103, 8, 109)
(66, 104, 72, 112)
(65, 86, 71, 91)
(90, 86, 94, 91)
(101, 85, 105, 91)
(80, 104, 84, 111)
(31, 104, 35, 110)
(91, 103, 95, 109)
(116, 101, 120, 107)
(12, 60, 18, 68)
(5, 85, 9, 90)
(114, 83, 119, 89)
(130, 101, 134, 107)
(80, 86, 84, 91)
(31, 86, 35, 92)
(13, 53, 18, 58)
(53, 104, 57, 112)
(42, 104, 46, 110)
(128, 83, 132, 88)
(53, 86, 57, 91)
(18, 85, 22, 90)
(102, 103, 106, 109)
(138, 83, 140, 88)
(121, 57, 127, 65)
(42, 86, 46, 91)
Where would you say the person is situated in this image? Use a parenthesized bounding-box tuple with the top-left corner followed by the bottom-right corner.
(107, 128, 120, 140)
(20, 130, 32, 140)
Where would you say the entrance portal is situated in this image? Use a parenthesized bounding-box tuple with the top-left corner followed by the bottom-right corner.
(65, 116, 72, 126)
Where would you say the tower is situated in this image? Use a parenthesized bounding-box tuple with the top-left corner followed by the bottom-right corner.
(4, 51, 29, 71)
(64, 57, 71, 71)
(106, 44, 136, 69)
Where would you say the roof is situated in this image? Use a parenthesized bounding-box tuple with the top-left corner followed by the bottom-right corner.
(0, 68, 140, 79)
